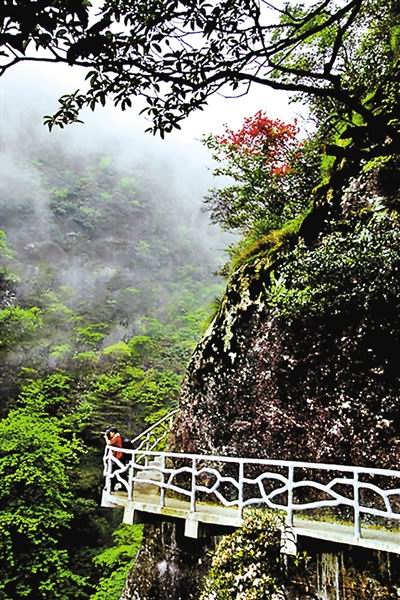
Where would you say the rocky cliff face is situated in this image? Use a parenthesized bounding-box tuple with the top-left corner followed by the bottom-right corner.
(123, 518, 400, 599)
(173, 172, 400, 468)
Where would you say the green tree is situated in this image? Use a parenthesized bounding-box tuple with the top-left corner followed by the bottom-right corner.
(0, 395, 88, 599)
(0, 306, 42, 350)
(2, 0, 399, 147)
(86, 359, 180, 437)
(90, 524, 143, 600)
(0, 230, 12, 259)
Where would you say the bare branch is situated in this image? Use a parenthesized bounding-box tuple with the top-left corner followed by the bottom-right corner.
(324, 0, 362, 75)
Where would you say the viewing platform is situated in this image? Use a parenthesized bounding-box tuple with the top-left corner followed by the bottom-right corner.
(101, 411, 400, 555)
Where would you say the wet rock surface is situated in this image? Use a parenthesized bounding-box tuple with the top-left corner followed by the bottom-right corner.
(123, 524, 400, 600)
(300, 540, 400, 600)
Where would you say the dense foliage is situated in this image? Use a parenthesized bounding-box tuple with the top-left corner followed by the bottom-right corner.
(0, 377, 88, 599)
(0, 137, 222, 599)
(3, 1, 400, 598)
(91, 525, 143, 600)
(200, 511, 307, 600)
(268, 214, 400, 321)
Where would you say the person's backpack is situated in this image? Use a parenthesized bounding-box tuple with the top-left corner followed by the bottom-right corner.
(122, 436, 134, 450)
(118, 436, 133, 464)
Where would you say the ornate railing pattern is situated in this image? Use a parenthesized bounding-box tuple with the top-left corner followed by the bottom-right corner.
(130, 409, 178, 464)
(103, 447, 400, 541)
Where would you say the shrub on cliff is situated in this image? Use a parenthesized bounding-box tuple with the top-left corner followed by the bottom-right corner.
(268, 213, 400, 322)
(200, 511, 307, 600)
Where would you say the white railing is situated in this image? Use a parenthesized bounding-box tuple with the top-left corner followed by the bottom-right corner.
(103, 448, 400, 541)
(130, 409, 178, 459)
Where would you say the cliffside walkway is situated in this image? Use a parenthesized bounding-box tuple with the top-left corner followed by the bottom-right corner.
(101, 411, 400, 555)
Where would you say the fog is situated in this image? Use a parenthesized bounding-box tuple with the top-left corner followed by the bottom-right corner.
(0, 59, 295, 354)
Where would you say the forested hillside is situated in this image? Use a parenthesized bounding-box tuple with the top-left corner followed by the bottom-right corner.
(0, 134, 222, 599)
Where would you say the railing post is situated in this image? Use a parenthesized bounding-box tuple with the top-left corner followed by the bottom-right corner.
(160, 454, 166, 508)
(105, 448, 112, 492)
(190, 457, 197, 513)
(145, 433, 150, 466)
(353, 470, 361, 540)
(286, 465, 294, 527)
(238, 460, 244, 519)
(128, 452, 134, 501)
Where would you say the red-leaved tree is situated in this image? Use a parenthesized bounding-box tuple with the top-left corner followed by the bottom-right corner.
(203, 111, 319, 234)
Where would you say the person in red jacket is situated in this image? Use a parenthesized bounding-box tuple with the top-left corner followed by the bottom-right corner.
(104, 427, 125, 491)
(104, 427, 123, 460)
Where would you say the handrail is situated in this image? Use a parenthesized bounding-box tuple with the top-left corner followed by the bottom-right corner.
(130, 408, 178, 445)
(103, 447, 400, 542)
(102, 409, 178, 494)
(105, 447, 400, 478)
(130, 408, 179, 457)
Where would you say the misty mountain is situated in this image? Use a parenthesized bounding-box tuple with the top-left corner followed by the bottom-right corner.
(0, 132, 225, 413)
